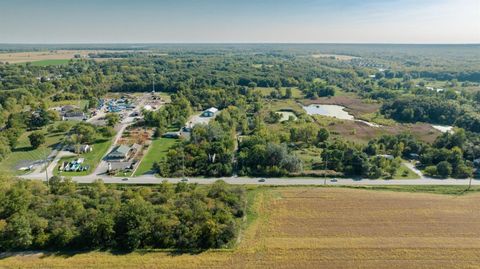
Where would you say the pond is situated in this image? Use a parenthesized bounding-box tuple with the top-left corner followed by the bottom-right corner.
(303, 104, 355, 120)
(302, 104, 381, 127)
(303, 104, 354, 120)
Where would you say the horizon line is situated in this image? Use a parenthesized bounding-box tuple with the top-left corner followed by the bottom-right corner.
(0, 42, 479, 46)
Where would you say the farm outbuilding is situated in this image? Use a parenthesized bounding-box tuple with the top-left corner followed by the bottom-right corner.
(201, 107, 218, 117)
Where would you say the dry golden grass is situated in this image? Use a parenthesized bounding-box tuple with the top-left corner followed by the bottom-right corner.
(312, 54, 359, 61)
(0, 50, 132, 64)
(2, 187, 480, 269)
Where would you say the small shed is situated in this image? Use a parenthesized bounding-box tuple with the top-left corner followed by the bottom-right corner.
(201, 107, 218, 117)
(376, 154, 395, 160)
(163, 132, 180, 139)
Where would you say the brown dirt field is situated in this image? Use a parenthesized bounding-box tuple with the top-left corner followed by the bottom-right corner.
(2, 187, 480, 269)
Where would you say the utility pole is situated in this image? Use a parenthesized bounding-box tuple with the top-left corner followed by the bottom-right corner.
(44, 147, 49, 185)
(182, 145, 185, 180)
(324, 153, 328, 185)
(152, 76, 155, 93)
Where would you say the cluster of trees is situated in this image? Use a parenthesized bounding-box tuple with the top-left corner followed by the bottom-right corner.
(0, 108, 60, 160)
(381, 97, 462, 125)
(62, 122, 114, 154)
(381, 96, 480, 134)
(143, 94, 192, 134)
(238, 137, 302, 176)
(316, 139, 402, 179)
(420, 130, 476, 178)
(456, 113, 480, 133)
(364, 131, 479, 178)
(154, 122, 236, 177)
(0, 178, 245, 251)
(302, 82, 336, 99)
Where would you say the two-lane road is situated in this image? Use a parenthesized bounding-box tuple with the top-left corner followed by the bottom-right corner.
(21, 172, 480, 186)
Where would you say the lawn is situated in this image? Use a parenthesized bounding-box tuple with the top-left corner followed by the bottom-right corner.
(53, 138, 112, 177)
(0, 126, 66, 175)
(2, 187, 480, 268)
(133, 137, 178, 176)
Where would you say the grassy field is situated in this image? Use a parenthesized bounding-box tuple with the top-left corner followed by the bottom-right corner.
(22, 59, 72, 66)
(53, 138, 112, 177)
(2, 186, 480, 268)
(0, 126, 66, 175)
(49, 99, 89, 109)
(133, 137, 178, 176)
(256, 87, 304, 98)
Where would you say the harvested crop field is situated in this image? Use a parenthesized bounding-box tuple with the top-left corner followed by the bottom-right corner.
(2, 187, 480, 269)
(0, 50, 134, 64)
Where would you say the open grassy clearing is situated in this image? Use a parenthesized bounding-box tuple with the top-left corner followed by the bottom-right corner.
(133, 137, 178, 176)
(2, 186, 480, 269)
(312, 114, 439, 144)
(0, 125, 66, 175)
(18, 59, 72, 66)
(49, 99, 89, 109)
(312, 53, 360, 61)
(299, 95, 441, 143)
(255, 87, 304, 98)
(265, 98, 304, 114)
(53, 138, 112, 177)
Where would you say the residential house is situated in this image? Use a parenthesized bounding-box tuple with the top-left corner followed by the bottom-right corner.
(62, 111, 86, 121)
(66, 144, 93, 154)
(106, 145, 132, 161)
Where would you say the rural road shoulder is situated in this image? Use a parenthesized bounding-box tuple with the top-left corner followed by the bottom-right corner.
(19, 173, 480, 186)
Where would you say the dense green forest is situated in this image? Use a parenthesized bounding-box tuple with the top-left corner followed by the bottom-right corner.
(0, 44, 479, 179)
(0, 177, 245, 251)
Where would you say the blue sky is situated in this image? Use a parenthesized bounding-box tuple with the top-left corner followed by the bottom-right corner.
(0, 0, 478, 43)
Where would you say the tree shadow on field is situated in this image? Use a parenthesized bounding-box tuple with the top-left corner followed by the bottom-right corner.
(0, 248, 207, 260)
